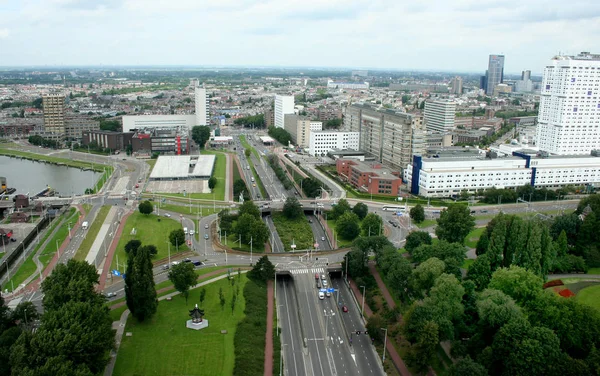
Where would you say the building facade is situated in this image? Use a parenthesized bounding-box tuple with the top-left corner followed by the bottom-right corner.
(122, 115, 196, 133)
(327, 80, 369, 90)
(274, 95, 294, 129)
(64, 117, 99, 141)
(336, 159, 402, 196)
(309, 131, 359, 156)
(195, 85, 209, 126)
(424, 100, 456, 133)
(264, 108, 275, 128)
(82, 130, 133, 151)
(486, 54, 505, 96)
(42, 94, 66, 135)
(284, 114, 322, 148)
(537, 52, 600, 155)
(451, 76, 463, 95)
(131, 126, 190, 155)
(407, 152, 600, 197)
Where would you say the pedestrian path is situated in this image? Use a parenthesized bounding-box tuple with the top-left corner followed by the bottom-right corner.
(289, 267, 326, 275)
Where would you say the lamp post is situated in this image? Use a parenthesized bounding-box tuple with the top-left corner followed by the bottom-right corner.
(360, 285, 366, 317)
(381, 328, 388, 363)
(166, 241, 171, 267)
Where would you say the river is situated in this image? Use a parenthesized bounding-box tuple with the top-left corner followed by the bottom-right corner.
(0, 155, 101, 196)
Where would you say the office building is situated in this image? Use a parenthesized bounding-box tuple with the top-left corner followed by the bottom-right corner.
(82, 130, 134, 151)
(424, 100, 456, 133)
(486, 54, 505, 96)
(345, 104, 424, 172)
(284, 114, 322, 148)
(407, 152, 600, 197)
(274, 95, 294, 129)
(42, 94, 66, 135)
(131, 126, 190, 155)
(336, 159, 403, 196)
(195, 85, 209, 126)
(309, 131, 359, 156)
(64, 117, 100, 141)
(451, 76, 463, 95)
(514, 71, 533, 93)
(327, 80, 369, 90)
(537, 52, 600, 155)
(122, 115, 196, 133)
(264, 108, 274, 128)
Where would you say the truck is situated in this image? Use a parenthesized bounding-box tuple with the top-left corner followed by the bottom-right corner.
(82, 221, 89, 230)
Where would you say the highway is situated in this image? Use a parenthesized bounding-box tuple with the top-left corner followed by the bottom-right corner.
(236, 136, 262, 200)
(306, 214, 331, 251)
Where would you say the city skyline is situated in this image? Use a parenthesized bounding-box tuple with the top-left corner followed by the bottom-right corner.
(1, 0, 599, 72)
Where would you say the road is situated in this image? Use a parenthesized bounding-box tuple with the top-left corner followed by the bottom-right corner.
(277, 276, 308, 376)
(236, 136, 262, 200)
(306, 214, 331, 251)
(265, 215, 285, 253)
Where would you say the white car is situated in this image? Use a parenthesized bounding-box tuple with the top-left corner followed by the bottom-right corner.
(318, 291, 325, 300)
(205, 224, 209, 229)
(189, 230, 195, 236)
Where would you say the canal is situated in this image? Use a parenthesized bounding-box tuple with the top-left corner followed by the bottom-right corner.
(0, 155, 101, 196)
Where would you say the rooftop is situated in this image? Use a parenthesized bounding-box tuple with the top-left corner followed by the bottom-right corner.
(150, 155, 215, 180)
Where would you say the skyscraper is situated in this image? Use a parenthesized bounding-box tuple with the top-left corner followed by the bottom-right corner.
(42, 94, 66, 135)
(537, 52, 600, 155)
(424, 100, 456, 133)
(274, 95, 294, 129)
(451, 76, 463, 95)
(195, 85, 209, 126)
(485, 54, 505, 96)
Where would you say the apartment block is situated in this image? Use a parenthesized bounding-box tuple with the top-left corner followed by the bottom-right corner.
(195, 85, 209, 126)
(64, 117, 100, 141)
(336, 159, 402, 196)
(309, 131, 359, 156)
(424, 100, 456, 133)
(275, 95, 294, 129)
(284, 114, 322, 148)
(42, 94, 66, 135)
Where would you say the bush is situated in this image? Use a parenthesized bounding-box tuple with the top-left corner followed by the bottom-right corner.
(551, 255, 588, 273)
(543, 279, 564, 289)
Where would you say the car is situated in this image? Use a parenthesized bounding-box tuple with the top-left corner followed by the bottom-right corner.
(171, 261, 180, 266)
(342, 305, 348, 312)
(315, 273, 320, 280)
(392, 222, 398, 228)
(135, 184, 139, 188)
(388, 220, 394, 224)
(183, 258, 192, 263)
(318, 292, 325, 300)
(105, 292, 117, 298)
(321, 236, 325, 241)
(164, 213, 171, 217)
(470, 210, 476, 214)
(192, 261, 204, 267)
(321, 274, 326, 280)
(161, 264, 170, 270)
(326, 291, 331, 297)
(204, 224, 209, 229)
(322, 280, 328, 287)
(189, 230, 195, 236)
(204, 234, 209, 239)
(308, 219, 313, 223)
(10, 238, 16, 242)
(480, 209, 488, 213)
(252, 183, 256, 187)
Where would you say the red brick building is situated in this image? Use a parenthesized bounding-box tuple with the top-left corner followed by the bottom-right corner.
(336, 159, 403, 196)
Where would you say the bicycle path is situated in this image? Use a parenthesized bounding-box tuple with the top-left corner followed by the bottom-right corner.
(264, 279, 274, 376)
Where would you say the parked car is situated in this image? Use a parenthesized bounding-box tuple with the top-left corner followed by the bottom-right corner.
(192, 261, 204, 267)
(183, 258, 192, 263)
(161, 264, 170, 270)
(205, 224, 209, 229)
(189, 230, 195, 236)
(480, 209, 488, 213)
(105, 292, 117, 298)
(164, 213, 171, 217)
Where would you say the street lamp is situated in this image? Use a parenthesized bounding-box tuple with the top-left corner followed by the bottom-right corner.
(381, 327, 388, 363)
(165, 241, 171, 267)
(360, 285, 366, 317)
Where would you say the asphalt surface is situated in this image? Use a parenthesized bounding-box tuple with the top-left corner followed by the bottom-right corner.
(306, 214, 331, 251)
(265, 215, 285, 253)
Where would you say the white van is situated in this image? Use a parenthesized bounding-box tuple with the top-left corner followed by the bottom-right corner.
(81, 221, 89, 230)
(318, 291, 325, 300)
(183, 227, 188, 235)
(251, 177, 255, 182)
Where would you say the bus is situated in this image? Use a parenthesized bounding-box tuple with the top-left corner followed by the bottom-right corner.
(382, 205, 406, 212)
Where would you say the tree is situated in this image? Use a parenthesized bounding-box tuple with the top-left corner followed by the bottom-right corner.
(556, 230, 569, 257)
(124, 239, 142, 256)
(336, 211, 361, 240)
(238, 200, 261, 219)
(447, 357, 488, 376)
(386, 255, 413, 302)
(488, 265, 543, 305)
(283, 196, 303, 219)
(219, 287, 225, 310)
(125, 246, 158, 321)
(436, 204, 475, 244)
(405, 231, 432, 254)
(324, 118, 342, 129)
(361, 213, 383, 236)
(345, 248, 368, 277)
(267, 126, 292, 146)
(406, 320, 439, 374)
(331, 198, 351, 220)
(250, 217, 270, 245)
(476, 288, 523, 331)
(169, 228, 185, 248)
(233, 178, 249, 201)
(411, 241, 466, 276)
(412, 257, 446, 295)
(249, 255, 275, 282)
(11, 301, 39, 326)
(410, 204, 425, 224)
(208, 176, 217, 190)
(199, 288, 207, 307)
(487, 221, 507, 270)
(138, 200, 153, 215)
(168, 262, 197, 303)
(475, 231, 489, 256)
(352, 202, 369, 220)
(191, 126, 211, 148)
(467, 254, 492, 290)
(41, 260, 104, 311)
(244, 148, 251, 157)
(366, 314, 386, 342)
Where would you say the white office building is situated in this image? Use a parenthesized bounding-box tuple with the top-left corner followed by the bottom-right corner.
(424, 100, 456, 133)
(195, 85, 209, 126)
(537, 52, 600, 155)
(406, 152, 600, 197)
(122, 115, 196, 133)
(327, 80, 369, 90)
(309, 131, 359, 156)
(274, 95, 295, 129)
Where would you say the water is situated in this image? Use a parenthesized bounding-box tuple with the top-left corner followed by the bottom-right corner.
(0, 155, 101, 196)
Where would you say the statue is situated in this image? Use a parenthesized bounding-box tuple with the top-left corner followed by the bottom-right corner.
(189, 304, 205, 323)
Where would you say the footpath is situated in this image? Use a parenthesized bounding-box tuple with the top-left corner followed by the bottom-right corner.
(264, 279, 274, 376)
(98, 209, 135, 290)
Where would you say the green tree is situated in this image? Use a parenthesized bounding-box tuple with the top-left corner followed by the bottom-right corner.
(138, 200, 153, 215)
(436, 204, 475, 244)
(124, 239, 142, 256)
(199, 288, 207, 307)
(487, 221, 507, 270)
(488, 265, 543, 305)
(233, 179, 249, 201)
(336, 211, 361, 240)
(125, 246, 158, 321)
(447, 357, 488, 376)
(406, 320, 439, 374)
(361, 212, 383, 236)
(366, 314, 386, 342)
(169, 228, 185, 248)
(345, 248, 368, 277)
(475, 231, 489, 256)
(235, 213, 257, 244)
(467, 254, 492, 290)
(41, 260, 104, 311)
(556, 230, 569, 257)
(576, 211, 597, 257)
(476, 288, 523, 331)
(168, 262, 197, 303)
(405, 231, 432, 254)
(411, 241, 466, 277)
(244, 148, 251, 157)
(324, 118, 342, 128)
(208, 176, 217, 190)
(540, 225, 556, 277)
(249, 255, 275, 282)
(331, 198, 351, 220)
(410, 204, 425, 224)
(11, 301, 39, 326)
(352, 202, 369, 220)
(386, 255, 413, 302)
(516, 221, 542, 275)
(191, 125, 211, 148)
(250, 217, 270, 245)
(238, 200, 261, 219)
(282, 196, 303, 219)
(412, 257, 446, 295)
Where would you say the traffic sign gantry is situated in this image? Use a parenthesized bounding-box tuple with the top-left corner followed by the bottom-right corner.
(327, 288, 335, 293)
(112, 270, 121, 277)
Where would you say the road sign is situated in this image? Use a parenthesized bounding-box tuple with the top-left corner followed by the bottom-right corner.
(112, 270, 121, 277)
(320, 288, 327, 293)
(327, 288, 335, 293)
(396, 212, 402, 216)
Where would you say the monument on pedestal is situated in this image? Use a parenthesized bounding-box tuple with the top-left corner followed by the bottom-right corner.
(186, 304, 209, 330)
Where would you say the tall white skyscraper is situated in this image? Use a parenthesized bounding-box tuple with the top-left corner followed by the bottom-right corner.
(486, 54, 505, 96)
(537, 52, 600, 155)
(195, 85, 209, 126)
(274, 95, 295, 129)
(424, 100, 456, 133)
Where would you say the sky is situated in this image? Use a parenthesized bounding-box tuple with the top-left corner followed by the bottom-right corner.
(1, 0, 600, 74)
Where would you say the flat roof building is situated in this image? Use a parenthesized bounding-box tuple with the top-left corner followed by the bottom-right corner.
(336, 159, 402, 196)
(122, 115, 196, 133)
(275, 95, 294, 129)
(150, 155, 215, 180)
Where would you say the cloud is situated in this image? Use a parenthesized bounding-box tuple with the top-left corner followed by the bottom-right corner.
(0, 28, 8, 38)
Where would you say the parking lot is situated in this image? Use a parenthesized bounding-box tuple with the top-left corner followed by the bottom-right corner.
(145, 179, 209, 194)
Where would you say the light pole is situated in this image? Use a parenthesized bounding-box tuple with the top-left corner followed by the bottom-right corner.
(381, 327, 388, 363)
(250, 236, 253, 264)
(68, 222, 71, 240)
(166, 241, 171, 267)
(360, 285, 366, 317)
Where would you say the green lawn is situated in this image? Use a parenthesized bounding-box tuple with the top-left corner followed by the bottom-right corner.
(113, 275, 248, 376)
(159, 203, 224, 217)
(271, 212, 314, 251)
(415, 219, 436, 228)
(325, 219, 354, 248)
(110, 212, 189, 271)
(0, 146, 110, 171)
(232, 157, 242, 183)
(74, 206, 111, 261)
(39, 208, 81, 268)
(250, 164, 268, 199)
(145, 159, 157, 174)
(587, 268, 600, 275)
(576, 284, 600, 312)
(464, 227, 486, 248)
(225, 233, 265, 253)
(239, 135, 260, 159)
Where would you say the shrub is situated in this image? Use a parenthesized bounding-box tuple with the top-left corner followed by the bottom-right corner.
(543, 279, 564, 289)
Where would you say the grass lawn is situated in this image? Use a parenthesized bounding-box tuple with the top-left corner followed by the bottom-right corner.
(576, 284, 600, 312)
(113, 275, 248, 376)
(0, 146, 110, 171)
(325, 219, 354, 248)
(587, 268, 600, 274)
(159, 203, 223, 217)
(239, 135, 260, 159)
(110, 305, 128, 322)
(232, 157, 242, 182)
(271, 212, 314, 251)
(415, 219, 436, 228)
(145, 159, 157, 174)
(110, 212, 189, 271)
(225, 233, 265, 253)
(250, 164, 268, 199)
(39, 208, 80, 268)
(464, 227, 486, 248)
(74, 206, 111, 261)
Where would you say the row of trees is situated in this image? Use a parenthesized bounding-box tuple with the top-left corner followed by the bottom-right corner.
(28, 135, 59, 149)
(327, 199, 384, 241)
(1, 260, 115, 375)
(234, 114, 264, 128)
(479, 184, 576, 204)
(266, 155, 294, 190)
(267, 126, 292, 146)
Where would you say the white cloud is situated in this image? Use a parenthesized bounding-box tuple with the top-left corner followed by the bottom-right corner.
(0, 28, 9, 39)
